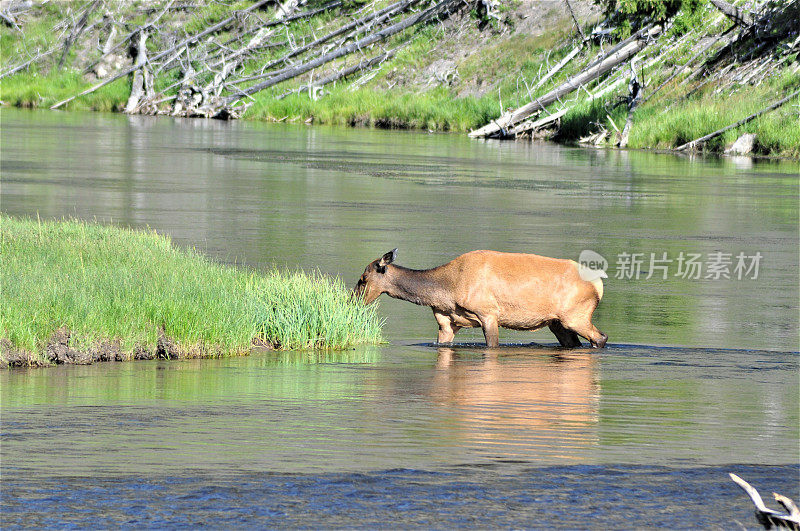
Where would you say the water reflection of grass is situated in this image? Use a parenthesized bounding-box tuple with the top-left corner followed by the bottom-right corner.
(0, 215, 384, 367)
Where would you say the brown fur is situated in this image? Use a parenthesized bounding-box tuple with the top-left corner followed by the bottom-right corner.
(354, 249, 608, 348)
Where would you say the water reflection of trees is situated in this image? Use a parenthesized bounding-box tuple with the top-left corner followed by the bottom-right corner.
(429, 346, 600, 461)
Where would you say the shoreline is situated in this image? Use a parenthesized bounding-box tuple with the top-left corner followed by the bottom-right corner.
(1, 1, 797, 158)
(4, 103, 797, 162)
(0, 215, 384, 369)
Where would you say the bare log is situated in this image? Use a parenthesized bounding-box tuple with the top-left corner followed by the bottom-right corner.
(642, 32, 730, 105)
(224, 0, 459, 104)
(228, 0, 421, 87)
(51, 0, 273, 109)
(469, 24, 662, 139)
(57, 0, 103, 71)
(509, 107, 569, 135)
(675, 87, 800, 151)
(274, 0, 307, 20)
(277, 47, 399, 99)
(124, 29, 151, 114)
(84, 0, 176, 75)
(158, 0, 346, 94)
(531, 43, 582, 92)
(0, 46, 57, 79)
(618, 60, 641, 147)
(564, 0, 585, 42)
(206, 26, 279, 96)
(0, 9, 20, 30)
(708, 0, 752, 26)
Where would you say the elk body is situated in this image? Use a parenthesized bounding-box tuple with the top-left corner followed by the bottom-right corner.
(354, 249, 607, 348)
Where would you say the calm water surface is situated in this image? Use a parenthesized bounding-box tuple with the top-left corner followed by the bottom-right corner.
(1, 108, 798, 528)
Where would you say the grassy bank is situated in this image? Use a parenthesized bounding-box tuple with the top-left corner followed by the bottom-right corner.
(1, 0, 797, 157)
(0, 215, 383, 367)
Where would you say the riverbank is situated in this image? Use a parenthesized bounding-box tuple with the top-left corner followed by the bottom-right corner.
(0, 216, 383, 368)
(1, 0, 797, 157)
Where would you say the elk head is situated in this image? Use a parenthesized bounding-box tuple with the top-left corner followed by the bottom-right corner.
(353, 248, 397, 304)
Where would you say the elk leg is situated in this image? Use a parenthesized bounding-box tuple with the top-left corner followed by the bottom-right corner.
(548, 320, 582, 348)
(479, 314, 500, 348)
(564, 320, 608, 348)
(434, 310, 460, 344)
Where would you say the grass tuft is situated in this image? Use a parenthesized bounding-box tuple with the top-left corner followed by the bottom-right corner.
(0, 215, 384, 366)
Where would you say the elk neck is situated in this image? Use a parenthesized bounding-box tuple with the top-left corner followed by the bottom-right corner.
(384, 264, 451, 309)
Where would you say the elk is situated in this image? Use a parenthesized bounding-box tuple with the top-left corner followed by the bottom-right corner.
(353, 249, 607, 348)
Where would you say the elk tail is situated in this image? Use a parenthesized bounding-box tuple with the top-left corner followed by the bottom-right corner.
(590, 276, 604, 301)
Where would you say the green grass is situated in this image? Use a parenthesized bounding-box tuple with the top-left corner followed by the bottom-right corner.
(626, 72, 800, 157)
(2, 1, 797, 156)
(556, 70, 800, 157)
(0, 215, 384, 366)
(245, 86, 498, 131)
(0, 71, 130, 111)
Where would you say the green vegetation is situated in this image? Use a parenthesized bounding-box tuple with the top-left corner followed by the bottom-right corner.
(246, 87, 497, 131)
(0, 215, 384, 367)
(1, 0, 797, 157)
(626, 73, 800, 156)
(593, 0, 703, 35)
(0, 71, 128, 111)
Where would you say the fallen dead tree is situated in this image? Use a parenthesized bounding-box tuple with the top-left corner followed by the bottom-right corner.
(675, 87, 800, 151)
(469, 24, 663, 139)
(222, 0, 461, 106)
(277, 46, 400, 99)
(228, 0, 422, 87)
(50, 0, 274, 110)
(44, 0, 461, 120)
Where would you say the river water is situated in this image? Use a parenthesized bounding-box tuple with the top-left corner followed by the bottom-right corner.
(1, 108, 798, 528)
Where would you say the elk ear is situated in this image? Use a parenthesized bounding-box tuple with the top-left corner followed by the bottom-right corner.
(379, 248, 397, 267)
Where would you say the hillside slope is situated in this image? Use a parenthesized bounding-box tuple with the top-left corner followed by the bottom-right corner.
(1, 0, 797, 156)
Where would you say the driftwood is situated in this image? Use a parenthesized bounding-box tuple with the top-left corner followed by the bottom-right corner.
(51, 0, 273, 109)
(676, 87, 800, 151)
(729, 473, 800, 530)
(508, 107, 569, 136)
(469, 24, 662, 138)
(224, 0, 459, 105)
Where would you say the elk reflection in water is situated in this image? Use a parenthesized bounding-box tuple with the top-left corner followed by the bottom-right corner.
(430, 346, 600, 459)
